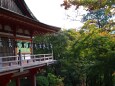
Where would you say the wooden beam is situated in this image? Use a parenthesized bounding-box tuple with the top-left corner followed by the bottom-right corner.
(16, 78, 21, 86)
(0, 73, 13, 86)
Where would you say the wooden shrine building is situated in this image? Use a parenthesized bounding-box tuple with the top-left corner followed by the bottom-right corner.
(0, 0, 60, 86)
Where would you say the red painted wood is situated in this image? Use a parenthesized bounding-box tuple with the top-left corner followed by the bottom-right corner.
(0, 9, 59, 33)
(0, 73, 13, 86)
(29, 74, 36, 86)
(29, 66, 44, 73)
(16, 78, 21, 86)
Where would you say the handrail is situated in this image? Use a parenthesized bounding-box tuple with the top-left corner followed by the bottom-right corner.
(0, 53, 54, 72)
(0, 56, 18, 59)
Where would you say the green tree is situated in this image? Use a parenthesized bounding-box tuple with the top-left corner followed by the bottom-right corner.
(34, 28, 115, 86)
(73, 29, 115, 86)
(34, 30, 82, 86)
(47, 73, 64, 86)
(61, 0, 115, 10)
(36, 73, 64, 86)
(36, 76, 49, 86)
(82, 9, 112, 28)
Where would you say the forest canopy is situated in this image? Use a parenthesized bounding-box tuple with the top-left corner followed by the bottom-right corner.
(61, 0, 115, 10)
(31, 1, 115, 86)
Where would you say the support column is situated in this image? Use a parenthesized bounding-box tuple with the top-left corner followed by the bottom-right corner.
(18, 49, 22, 66)
(16, 78, 20, 86)
(30, 74, 36, 86)
(0, 82, 8, 86)
(29, 68, 41, 86)
(0, 74, 12, 86)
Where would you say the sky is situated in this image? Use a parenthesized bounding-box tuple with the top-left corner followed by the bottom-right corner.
(24, 0, 87, 29)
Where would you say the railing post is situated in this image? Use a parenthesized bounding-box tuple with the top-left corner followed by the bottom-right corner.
(0, 57, 2, 70)
(16, 78, 21, 86)
(24, 54, 25, 60)
(18, 50, 22, 66)
(44, 54, 45, 61)
(33, 55, 36, 62)
(52, 49, 53, 60)
(50, 43, 53, 60)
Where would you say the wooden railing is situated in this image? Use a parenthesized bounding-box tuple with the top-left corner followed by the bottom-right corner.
(0, 54, 54, 72)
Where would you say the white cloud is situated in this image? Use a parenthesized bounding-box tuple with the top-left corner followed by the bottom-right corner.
(25, 0, 64, 26)
(24, 0, 86, 29)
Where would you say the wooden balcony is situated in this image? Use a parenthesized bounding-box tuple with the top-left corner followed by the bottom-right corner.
(0, 54, 56, 75)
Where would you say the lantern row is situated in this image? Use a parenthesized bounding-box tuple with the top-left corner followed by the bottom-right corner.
(0, 40, 52, 49)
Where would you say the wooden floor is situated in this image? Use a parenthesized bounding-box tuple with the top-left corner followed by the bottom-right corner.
(0, 54, 56, 74)
(0, 60, 55, 72)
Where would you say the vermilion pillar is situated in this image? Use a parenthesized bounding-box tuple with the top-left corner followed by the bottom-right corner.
(29, 74, 36, 86)
(29, 68, 38, 86)
(16, 78, 21, 86)
(0, 73, 12, 86)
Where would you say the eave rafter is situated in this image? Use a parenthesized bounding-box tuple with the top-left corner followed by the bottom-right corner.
(0, 8, 60, 36)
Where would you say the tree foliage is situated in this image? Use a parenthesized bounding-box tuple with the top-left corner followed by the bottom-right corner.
(34, 28, 115, 86)
(36, 73, 64, 86)
(36, 76, 49, 86)
(61, 0, 115, 10)
(82, 9, 112, 28)
(47, 73, 64, 86)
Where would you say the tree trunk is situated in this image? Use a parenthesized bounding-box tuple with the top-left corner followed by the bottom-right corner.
(104, 71, 113, 86)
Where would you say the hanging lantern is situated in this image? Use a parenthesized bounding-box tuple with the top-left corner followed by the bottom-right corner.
(8, 39, 12, 47)
(24, 42, 28, 48)
(46, 43, 49, 50)
(17, 41, 22, 48)
(33, 43, 37, 49)
(28, 43, 31, 48)
(39, 43, 42, 49)
(21, 42, 24, 48)
(50, 43, 52, 49)
(30, 43, 33, 48)
(43, 43, 46, 49)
